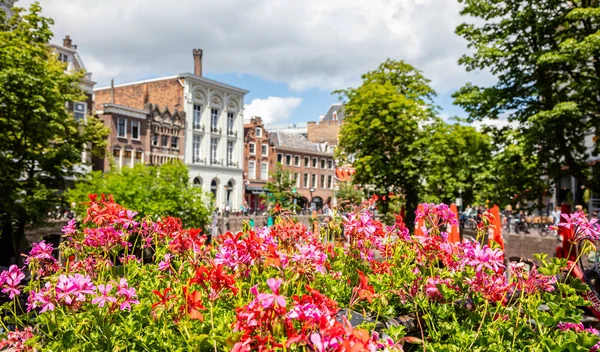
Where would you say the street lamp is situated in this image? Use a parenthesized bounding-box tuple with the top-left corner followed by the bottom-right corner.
(309, 187, 315, 210)
(458, 188, 463, 213)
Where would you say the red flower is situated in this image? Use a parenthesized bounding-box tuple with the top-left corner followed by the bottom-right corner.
(152, 287, 174, 309)
(353, 270, 375, 304)
(181, 287, 205, 321)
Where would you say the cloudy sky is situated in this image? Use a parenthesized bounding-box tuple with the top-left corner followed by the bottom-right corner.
(21, 0, 495, 124)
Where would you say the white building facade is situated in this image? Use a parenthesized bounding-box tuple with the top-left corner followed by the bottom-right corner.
(183, 75, 247, 211)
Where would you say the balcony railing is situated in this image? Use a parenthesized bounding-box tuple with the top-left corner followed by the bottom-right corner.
(227, 129, 237, 138)
(210, 127, 221, 134)
(193, 124, 205, 132)
(193, 157, 206, 164)
(210, 159, 223, 166)
(227, 161, 239, 168)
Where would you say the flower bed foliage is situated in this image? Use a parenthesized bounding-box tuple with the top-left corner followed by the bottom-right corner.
(1, 196, 599, 351)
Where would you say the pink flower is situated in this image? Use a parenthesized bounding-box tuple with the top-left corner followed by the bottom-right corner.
(117, 209, 139, 229)
(251, 278, 286, 308)
(62, 219, 77, 236)
(116, 278, 140, 311)
(26, 240, 55, 263)
(27, 283, 55, 313)
(55, 273, 95, 306)
(425, 276, 453, 301)
(459, 240, 505, 273)
(158, 254, 173, 271)
(0, 265, 25, 299)
(92, 284, 117, 308)
(415, 203, 458, 229)
(0, 326, 34, 352)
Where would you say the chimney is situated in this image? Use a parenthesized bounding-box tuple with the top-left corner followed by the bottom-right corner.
(110, 79, 115, 104)
(193, 49, 203, 76)
(63, 35, 72, 49)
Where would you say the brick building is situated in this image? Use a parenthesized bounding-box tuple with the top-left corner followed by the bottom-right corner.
(268, 131, 336, 210)
(94, 103, 185, 171)
(94, 49, 248, 210)
(243, 117, 276, 211)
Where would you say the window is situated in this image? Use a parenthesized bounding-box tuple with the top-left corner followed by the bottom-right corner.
(211, 109, 219, 131)
(193, 104, 202, 129)
(328, 159, 333, 169)
(171, 136, 179, 149)
(117, 118, 126, 138)
(249, 142, 256, 155)
(73, 102, 86, 120)
(248, 161, 256, 180)
(294, 173, 300, 187)
(311, 174, 317, 188)
(193, 135, 201, 162)
(135, 151, 142, 160)
(312, 158, 317, 168)
(277, 154, 283, 163)
(227, 141, 234, 165)
(261, 144, 268, 156)
(327, 175, 333, 189)
(113, 148, 120, 157)
(227, 112, 235, 134)
(152, 134, 158, 147)
(304, 157, 310, 168)
(210, 138, 218, 163)
(58, 53, 68, 63)
(294, 156, 300, 167)
(285, 155, 292, 166)
(161, 135, 169, 148)
(255, 127, 262, 138)
(131, 120, 140, 140)
(320, 159, 326, 169)
(260, 162, 268, 180)
(320, 175, 325, 189)
(303, 173, 309, 188)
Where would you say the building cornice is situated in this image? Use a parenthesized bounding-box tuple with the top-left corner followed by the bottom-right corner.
(273, 147, 333, 157)
(97, 103, 148, 120)
(180, 73, 249, 95)
(94, 74, 249, 95)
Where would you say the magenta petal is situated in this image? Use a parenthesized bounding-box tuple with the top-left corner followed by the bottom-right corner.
(276, 295, 286, 307)
(266, 278, 282, 293)
(250, 285, 259, 296)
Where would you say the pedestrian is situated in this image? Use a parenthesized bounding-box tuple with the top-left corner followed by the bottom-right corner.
(209, 210, 219, 245)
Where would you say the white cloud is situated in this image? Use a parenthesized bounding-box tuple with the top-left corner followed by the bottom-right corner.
(18, 0, 495, 94)
(472, 118, 518, 131)
(244, 97, 302, 124)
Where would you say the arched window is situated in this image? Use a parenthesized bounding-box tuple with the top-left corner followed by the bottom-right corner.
(225, 180, 234, 206)
(193, 177, 202, 187)
(211, 179, 218, 200)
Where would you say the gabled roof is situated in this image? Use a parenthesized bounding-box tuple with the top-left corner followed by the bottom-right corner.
(322, 103, 345, 122)
(269, 132, 322, 152)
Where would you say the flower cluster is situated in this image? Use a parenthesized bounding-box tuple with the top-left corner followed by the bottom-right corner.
(0, 197, 597, 351)
(0, 265, 25, 299)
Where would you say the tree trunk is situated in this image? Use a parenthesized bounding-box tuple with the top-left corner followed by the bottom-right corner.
(0, 214, 15, 266)
(405, 187, 419, 232)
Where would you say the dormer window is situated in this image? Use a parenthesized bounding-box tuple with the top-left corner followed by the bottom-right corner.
(73, 102, 86, 120)
(58, 53, 69, 63)
(255, 127, 262, 138)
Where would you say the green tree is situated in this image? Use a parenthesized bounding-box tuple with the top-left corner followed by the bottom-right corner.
(419, 119, 493, 206)
(479, 129, 551, 210)
(0, 3, 109, 265)
(453, 0, 600, 196)
(335, 182, 364, 207)
(263, 163, 296, 211)
(66, 162, 211, 229)
(335, 59, 437, 226)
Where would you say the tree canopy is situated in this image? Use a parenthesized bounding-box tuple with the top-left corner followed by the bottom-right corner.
(335, 59, 438, 225)
(453, 0, 600, 198)
(66, 162, 211, 229)
(0, 3, 108, 265)
(263, 163, 296, 212)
